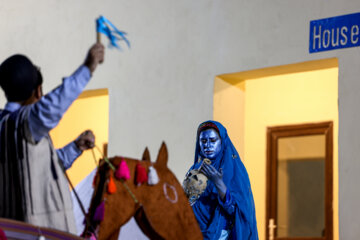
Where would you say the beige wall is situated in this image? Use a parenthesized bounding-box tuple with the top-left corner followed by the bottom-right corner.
(214, 60, 338, 239)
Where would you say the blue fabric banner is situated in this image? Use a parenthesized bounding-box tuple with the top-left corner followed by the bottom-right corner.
(96, 16, 130, 50)
(309, 12, 360, 53)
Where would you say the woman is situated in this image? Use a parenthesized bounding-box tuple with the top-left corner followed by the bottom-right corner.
(184, 121, 258, 240)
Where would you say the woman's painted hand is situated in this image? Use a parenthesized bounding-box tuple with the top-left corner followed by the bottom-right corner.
(201, 164, 227, 200)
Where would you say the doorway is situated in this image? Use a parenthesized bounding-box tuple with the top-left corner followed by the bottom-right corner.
(266, 122, 333, 240)
(213, 58, 339, 239)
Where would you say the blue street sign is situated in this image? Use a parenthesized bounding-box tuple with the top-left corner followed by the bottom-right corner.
(309, 12, 360, 53)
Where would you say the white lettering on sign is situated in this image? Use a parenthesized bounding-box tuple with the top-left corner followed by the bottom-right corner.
(341, 27, 348, 46)
(331, 28, 340, 46)
(331, 28, 339, 47)
(312, 25, 359, 50)
(313, 25, 321, 50)
(323, 30, 331, 48)
(351, 25, 359, 44)
(310, 13, 360, 53)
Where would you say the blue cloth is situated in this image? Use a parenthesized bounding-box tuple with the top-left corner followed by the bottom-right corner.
(3, 65, 90, 169)
(218, 190, 235, 217)
(96, 16, 130, 50)
(189, 121, 258, 240)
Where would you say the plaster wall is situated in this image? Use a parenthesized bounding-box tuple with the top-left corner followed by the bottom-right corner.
(0, 1, 360, 238)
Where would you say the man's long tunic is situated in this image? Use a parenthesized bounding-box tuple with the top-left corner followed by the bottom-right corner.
(0, 66, 91, 233)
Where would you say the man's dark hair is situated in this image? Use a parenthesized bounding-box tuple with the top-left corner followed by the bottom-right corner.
(0, 54, 42, 102)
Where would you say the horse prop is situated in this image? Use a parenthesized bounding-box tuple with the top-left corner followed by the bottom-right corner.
(83, 142, 203, 240)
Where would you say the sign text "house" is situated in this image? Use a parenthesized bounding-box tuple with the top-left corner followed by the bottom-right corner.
(309, 12, 360, 53)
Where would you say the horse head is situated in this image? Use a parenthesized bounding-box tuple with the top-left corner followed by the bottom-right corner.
(84, 142, 202, 240)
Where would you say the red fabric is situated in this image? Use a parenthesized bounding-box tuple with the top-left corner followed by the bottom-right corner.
(135, 163, 148, 185)
(197, 122, 219, 136)
(107, 175, 117, 194)
(0, 228, 7, 240)
(92, 171, 98, 187)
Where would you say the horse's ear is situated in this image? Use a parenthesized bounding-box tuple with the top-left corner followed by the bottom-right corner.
(142, 147, 151, 162)
(156, 142, 168, 166)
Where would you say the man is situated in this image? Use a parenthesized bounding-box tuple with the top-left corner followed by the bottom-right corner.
(0, 43, 105, 234)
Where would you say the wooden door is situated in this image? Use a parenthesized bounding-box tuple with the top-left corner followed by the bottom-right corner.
(266, 122, 333, 240)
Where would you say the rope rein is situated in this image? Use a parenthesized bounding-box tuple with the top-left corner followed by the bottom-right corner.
(120, 179, 139, 204)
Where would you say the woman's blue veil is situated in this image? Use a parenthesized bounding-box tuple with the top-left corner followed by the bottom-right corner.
(190, 120, 258, 240)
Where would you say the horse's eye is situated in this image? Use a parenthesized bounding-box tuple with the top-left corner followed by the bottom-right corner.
(194, 175, 198, 181)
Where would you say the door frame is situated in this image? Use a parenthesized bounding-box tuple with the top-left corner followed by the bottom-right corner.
(266, 122, 333, 240)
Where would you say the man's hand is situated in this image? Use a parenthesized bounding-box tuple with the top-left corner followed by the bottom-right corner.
(75, 130, 95, 151)
(84, 43, 105, 73)
(201, 164, 227, 200)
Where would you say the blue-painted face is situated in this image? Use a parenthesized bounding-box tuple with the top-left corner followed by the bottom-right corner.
(199, 128, 222, 160)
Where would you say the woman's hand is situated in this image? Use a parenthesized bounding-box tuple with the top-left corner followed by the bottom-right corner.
(201, 164, 227, 200)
